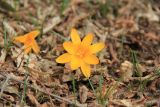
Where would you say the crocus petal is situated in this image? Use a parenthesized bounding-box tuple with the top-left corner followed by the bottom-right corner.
(84, 54, 99, 64)
(70, 28, 81, 44)
(90, 43, 105, 53)
(24, 46, 32, 54)
(81, 33, 93, 45)
(70, 56, 81, 70)
(28, 30, 40, 38)
(63, 42, 75, 54)
(56, 53, 71, 63)
(32, 40, 40, 54)
(14, 36, 27, 43)
(81, 62, 91, 78)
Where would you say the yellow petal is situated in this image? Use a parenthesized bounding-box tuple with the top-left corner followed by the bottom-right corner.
(90, 43, 105, 53)
(14, 36, 27, 43)
(28, 30, 40, 38)
(24, 46, 32, 54)
(56, 53, 71, 63)
(70, 28, 81, 44)
(81, 62, 91, 78)
(32, 40, 40, 54)
(15, 30, 40, 43)
(84, 55, 99, 64)
(70, 56, 81, 70)
(63, 42, 75, 54)
(82, 33, 93, 45)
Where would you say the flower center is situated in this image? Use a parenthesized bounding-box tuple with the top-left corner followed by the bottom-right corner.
(25, 36, 33, 44)
(75, 45, 88, 58)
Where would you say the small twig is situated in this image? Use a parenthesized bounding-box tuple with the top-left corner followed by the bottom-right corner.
(43, 16, 61, 34)
(0, 74, 10, 98)
(108, 43, 119, 63)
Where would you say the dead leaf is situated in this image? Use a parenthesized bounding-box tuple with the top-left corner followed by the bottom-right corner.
(43, 16, 61, 34)
(2, 94, 15, 102)
(11, 46, 24, 68)
(137, 4, 159, 22)
(0, 49, 7, 64)
(27, 90, 40, 106)
(62, 74, 71, 82)
(120, 61, 133, 82)
(79, 85, 88, 103)
(5, 86, 19, 95)
(3, 20, 17, 38)
(116, 17, 138, 32)
(38, 103, 49, 107)
(145, 32, 160, 41)
(108, 43, 119, 63)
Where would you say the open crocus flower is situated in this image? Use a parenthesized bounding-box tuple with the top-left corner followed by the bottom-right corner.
(56, 28, 105, 78)
(14, 30, 40, 54)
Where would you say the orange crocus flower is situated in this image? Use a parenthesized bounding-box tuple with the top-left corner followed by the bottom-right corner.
(14, 30, 40, 54)
(56, 28, 105, 78)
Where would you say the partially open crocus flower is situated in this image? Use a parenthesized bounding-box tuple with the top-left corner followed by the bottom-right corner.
(56, 28, 105, 78)
(14, 30, 40, 54)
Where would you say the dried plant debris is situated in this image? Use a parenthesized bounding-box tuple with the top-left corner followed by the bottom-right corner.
(120, 60, 133, 82)
(0, 0, 160, 106)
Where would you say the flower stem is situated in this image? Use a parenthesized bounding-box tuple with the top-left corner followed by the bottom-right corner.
(21, 56, 29, 104)
(88, 78, 96, 97)
(71, 73, 76, 106)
